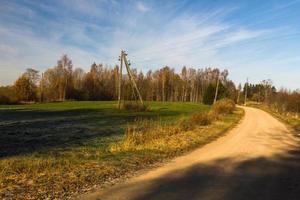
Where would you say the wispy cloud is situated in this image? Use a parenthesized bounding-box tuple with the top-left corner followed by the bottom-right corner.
(0, 0, 299, 89)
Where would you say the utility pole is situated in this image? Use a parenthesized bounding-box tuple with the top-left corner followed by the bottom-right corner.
(117, 50, 123, 109)
(244, 78, 248, 106)
(213, 72, 220, 104)
(117, 50, 144, 108)
(123, 52, 144, 106)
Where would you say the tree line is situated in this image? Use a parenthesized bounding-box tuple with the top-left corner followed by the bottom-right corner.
(242, 80, 300, 114)
(0, 54, 299, 113)
(0, 54, 237, 105)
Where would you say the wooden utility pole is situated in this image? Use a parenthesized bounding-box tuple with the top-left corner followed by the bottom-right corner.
(213, 72, 220, 104)
(117, 50, 144, 108)
(244, 78, 248, 106)
(123, 52, 144, 106)
(117, 50, 123, 109)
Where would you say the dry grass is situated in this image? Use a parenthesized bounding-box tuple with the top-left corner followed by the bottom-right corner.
(0, 156, 123, 199)
(111, 101, 242, 155)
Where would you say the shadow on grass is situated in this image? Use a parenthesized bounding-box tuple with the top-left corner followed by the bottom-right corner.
(102, 147, 300, 200)
(0, 108, 181, 158)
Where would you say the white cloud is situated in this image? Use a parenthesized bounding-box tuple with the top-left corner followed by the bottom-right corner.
(216, 29, 267, 46)
(59, 0, 107, 18)
(136, 2, 150, 13)
(0, 44, 17, 55)
(111, 17, 269, 73)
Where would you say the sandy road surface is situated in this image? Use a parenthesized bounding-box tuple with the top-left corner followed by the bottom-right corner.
(80, 107, 300, 200)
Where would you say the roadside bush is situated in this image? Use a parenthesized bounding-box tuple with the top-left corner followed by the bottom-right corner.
(211, 98, 235, 115)
(121, 101, 150, 111)
(178, 112, 212, 131)
(208, 109, 221, 120)
(178, 117, 196, 131)
(190, 112, 212, 126)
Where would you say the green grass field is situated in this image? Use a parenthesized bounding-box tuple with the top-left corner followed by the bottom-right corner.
(0, 101, 242, 199)
(0, 101, 209, 157)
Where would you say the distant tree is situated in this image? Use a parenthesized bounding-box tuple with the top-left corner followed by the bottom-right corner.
(43, 67, 60, 101)
(14, 68, 39, 102)
(57, 54, 73, 101)
(24, 68, 40, 84)
(72, 68, 88, 100)
(40, 55, 73, 101)
(181, 66, 188, 101)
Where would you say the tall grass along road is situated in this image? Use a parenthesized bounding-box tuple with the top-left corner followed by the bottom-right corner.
(81, 107, 300, 200)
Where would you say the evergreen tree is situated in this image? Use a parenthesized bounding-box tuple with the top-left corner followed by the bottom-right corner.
(203, 83, 215, 105)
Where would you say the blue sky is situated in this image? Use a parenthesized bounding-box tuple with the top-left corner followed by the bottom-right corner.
(0, 0, 299, 89)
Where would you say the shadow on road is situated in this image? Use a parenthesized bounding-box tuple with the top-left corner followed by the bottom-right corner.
(122, 148, 300, 200)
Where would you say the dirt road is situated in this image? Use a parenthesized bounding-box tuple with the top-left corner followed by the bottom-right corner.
(80, 107, 300, 200)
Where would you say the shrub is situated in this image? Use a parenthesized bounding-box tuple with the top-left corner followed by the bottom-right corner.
(120, 101, 150, 111)
(178, 111, 212, 132)
(211, 98, 235, 115)
(190, 112, 212, 126)
(178, 117, 196, 131)
(208, 109, 221, 120)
